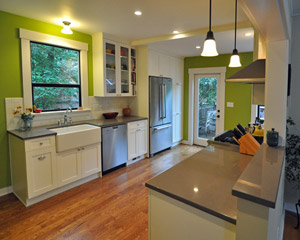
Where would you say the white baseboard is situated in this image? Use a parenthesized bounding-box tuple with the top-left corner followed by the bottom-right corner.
(0, 186, 12, 197)
(181, 140, 192, 145)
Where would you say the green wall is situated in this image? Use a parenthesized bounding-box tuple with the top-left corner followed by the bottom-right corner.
(0, 11, 93, 189)
(183, 52, 254, 140)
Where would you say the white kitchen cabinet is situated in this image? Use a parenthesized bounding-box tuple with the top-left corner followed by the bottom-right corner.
(57, 149, 81, 187)
(81, 144, 101, 177)
(148, 49, 171, 77)
(9, 135, 57, 202)
(57, 143, 101, 187)
(127, 120, 148, 162)
(93, 33, 135, 97)
(27, 148, 57, 198)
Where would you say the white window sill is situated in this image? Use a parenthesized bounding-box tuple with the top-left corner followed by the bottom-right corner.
(31, 108, 92, 120)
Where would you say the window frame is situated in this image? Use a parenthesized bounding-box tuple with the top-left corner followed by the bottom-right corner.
(20, 28, 89, 112)
(30, 41, 82, 112)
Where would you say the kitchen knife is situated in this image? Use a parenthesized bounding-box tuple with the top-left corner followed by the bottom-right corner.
(237, 123, 246, 135)
(233, 128, 243, 139)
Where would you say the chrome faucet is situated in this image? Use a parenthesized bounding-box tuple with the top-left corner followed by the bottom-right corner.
(64, 106, 72, 125)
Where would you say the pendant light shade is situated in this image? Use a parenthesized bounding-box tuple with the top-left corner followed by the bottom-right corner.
(229, 0, 242, 67)
(229, 49, 242, 67)
(201, 0, 219, 57)
(61, 21, 73, 35)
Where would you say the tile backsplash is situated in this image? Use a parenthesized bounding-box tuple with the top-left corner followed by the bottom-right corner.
(5, 96, 131, 130)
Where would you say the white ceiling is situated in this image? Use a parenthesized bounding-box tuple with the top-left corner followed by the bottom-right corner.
(0, 0, 249, 41)
(149, 28, 254, 57)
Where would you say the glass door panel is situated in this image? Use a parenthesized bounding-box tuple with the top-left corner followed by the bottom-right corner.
(105, 42, 116, 94)
(120, 46, 129, 94)
(194, 74, 220, 146)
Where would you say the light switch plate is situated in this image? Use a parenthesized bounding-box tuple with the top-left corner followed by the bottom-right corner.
(227, 102, 234, 108)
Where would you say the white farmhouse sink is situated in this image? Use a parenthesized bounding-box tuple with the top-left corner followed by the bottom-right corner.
(50, 124, 101, 152)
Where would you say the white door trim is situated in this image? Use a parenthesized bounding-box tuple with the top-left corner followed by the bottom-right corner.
(188, 67, 226, 145)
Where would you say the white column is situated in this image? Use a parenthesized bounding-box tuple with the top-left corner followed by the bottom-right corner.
(264, 40, 289, 146)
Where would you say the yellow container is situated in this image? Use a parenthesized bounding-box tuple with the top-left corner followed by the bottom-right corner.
(252, 125, 264, 137)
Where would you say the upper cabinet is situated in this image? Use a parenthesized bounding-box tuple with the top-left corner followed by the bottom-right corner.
(148, 49, 171, 77)
(93, 33, 136, 97)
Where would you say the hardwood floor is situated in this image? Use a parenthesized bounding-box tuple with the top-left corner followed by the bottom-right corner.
(283, 211, 300, 240)
(0, 144, 202, 240)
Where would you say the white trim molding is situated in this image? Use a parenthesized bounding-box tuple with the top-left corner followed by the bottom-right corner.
(19, 28, 89, 110)
(0, 186, 12, 197)
(188, 67, 226, 146)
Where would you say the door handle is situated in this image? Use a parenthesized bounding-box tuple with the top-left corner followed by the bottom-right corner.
(164, 84, 167, 118)
(217, 115, 220, 118)
(153, 124, 171, 131)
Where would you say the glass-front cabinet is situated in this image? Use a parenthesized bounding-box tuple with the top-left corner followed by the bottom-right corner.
(105, 42, 117, 95)
(97, 37, 135, 97)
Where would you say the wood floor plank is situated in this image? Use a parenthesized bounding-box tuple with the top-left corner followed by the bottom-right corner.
(0, 144, 201, 240)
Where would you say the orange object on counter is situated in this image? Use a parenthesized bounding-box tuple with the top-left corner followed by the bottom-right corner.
(239, 132, 260, 156)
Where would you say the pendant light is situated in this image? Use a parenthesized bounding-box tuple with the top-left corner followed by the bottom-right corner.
(229, 0, 242, 67)
(61, 21, 73, 35)
(201, 0, 218, 57)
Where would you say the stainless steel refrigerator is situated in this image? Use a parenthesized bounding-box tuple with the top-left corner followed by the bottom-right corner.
(149, 76, 172, 155)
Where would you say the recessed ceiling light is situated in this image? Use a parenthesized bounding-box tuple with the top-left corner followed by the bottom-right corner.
(173, 30, 179, 34)
(245, 32, 252, 37)
(134, 10, 142, 16)
(193, 187, 199, 192)
(196, 46, 201, 49)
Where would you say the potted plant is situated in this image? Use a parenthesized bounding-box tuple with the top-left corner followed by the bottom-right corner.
(285, 117, 300, 228)
(13, 105, 35, 131)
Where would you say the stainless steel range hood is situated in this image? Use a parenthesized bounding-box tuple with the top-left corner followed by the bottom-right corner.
(226, 59, 265, 84)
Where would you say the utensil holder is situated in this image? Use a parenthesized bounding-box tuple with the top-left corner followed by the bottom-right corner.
(239, 133, 260, 156)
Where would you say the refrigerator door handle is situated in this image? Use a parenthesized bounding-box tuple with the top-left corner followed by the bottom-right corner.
(159, 84, 163, 119)
(164, 83, 167, 118)
(153, 124, 172, 131)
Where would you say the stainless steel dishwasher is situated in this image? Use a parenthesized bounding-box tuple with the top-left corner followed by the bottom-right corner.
(102, 124, 127, 174)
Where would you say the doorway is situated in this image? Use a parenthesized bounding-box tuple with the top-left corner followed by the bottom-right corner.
(188, 67, 226, 146)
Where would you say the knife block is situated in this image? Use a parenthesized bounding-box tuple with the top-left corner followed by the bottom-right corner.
(239, 133, 260, 156)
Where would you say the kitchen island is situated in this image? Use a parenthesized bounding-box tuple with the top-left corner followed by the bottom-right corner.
(145, 143, 285, 240)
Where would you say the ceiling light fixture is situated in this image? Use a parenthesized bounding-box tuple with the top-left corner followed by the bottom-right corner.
(134, 10, 142, 16)
(229, 0, 242, 68)
(196, 46, 201, 49)
(173, 30, 179, 34)
(61, 21, 73, 35)
(201, 0, 218, 57)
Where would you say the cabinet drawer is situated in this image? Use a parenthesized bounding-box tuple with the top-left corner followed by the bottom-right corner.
(25, 136, 55, 152)
(128, 120, 147, 130)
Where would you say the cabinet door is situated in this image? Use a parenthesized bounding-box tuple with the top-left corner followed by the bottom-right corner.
(137, 127, 147, 156)
(149, 50, 160, 76)
(120, 45, 131, 96)
(174, 113, 183, 143)
(81, 144, 101, 177)
(57, 149, 81, 187)
(27, 149, 56, 198)
(128, 128, 138, 159)
(104, 40, 117, 96)
(175, 83, 183, 114)
(159, 54, 170, 77)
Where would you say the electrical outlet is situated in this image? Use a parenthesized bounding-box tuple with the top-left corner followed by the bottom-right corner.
(227, 102, 234, 108)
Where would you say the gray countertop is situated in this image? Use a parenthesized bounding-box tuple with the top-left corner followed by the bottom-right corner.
(7, 116, 147, 140)
(146, 146, 253, 224)
(146, 143, 285, 224)
(232, 143, 285, 208)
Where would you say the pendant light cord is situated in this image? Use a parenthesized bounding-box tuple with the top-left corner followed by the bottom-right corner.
(209, 0, 212, 32)
(234, 0, 237, 49)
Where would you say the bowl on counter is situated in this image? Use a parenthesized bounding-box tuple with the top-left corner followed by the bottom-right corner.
(103, 112, 119, 119)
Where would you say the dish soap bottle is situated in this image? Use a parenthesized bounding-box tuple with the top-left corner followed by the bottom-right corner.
(267, 128, 279, 147)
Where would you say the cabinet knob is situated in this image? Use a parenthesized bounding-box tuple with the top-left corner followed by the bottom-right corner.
(40, 142, 43, 145)
(82, 147, 85, 150)
(78, 148, 81, 151)
(38, 155, 46, 160)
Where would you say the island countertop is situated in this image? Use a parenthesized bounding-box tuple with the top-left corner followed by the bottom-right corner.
(146, 146, 253, 224)
(7, 116, 147, 140)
